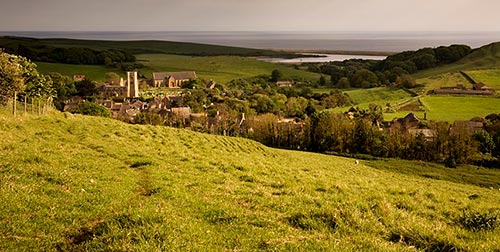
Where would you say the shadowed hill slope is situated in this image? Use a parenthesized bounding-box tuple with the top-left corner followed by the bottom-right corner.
(415, 42, 500, 78)
(0, 112, 499, 251)
(0, 36, 298, 57)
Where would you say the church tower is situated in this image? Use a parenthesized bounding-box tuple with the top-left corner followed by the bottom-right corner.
(126, 71, 139, 97)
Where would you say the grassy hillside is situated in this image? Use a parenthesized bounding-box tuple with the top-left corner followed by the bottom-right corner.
(415, 42, 500, 78)
(416, 72, 470, 92)
(1, 112, 499, 251)
(0, 36, 297, 57)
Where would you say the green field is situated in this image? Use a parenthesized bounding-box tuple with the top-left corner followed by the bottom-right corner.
(343, 87, 414, 107)
(35, 62, 125, 82)
(465, 69, 500, 89)
(136, 54, 321, 84)
(330, 87, 417, 119)
(34, 54, 320, 84)
(420, 96, 500, 121)
(1, 111, 499, 251)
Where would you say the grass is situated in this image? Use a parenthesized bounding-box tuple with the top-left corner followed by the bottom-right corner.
(34, 54, 320, 84)
(136, 54, 321, 84)
(465, 69, 500, 89)
(416, 72, 470, 92)
(414, 42, 500, 79)
(0, 111, 499, 251)
(35, 62, 125, 82)
(343, 87, 414, 107)
(330, 87, 417, 120)
(420, 96, 500, 121)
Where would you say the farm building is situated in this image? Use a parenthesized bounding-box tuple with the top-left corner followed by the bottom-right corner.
(451, 121, 484, 135)
(391, 113, 421, 131)
(152, 71, 197, 88)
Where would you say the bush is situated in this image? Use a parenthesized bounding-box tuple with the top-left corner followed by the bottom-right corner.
(134, 112, 163, 125)
(458, 210, 498, 231)
(73, 102, 110, 118)
(445, 158, 457, 168)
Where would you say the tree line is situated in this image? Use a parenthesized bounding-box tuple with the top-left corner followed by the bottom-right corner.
(3, 43, 136, 65)
(306, 44, 472, 88)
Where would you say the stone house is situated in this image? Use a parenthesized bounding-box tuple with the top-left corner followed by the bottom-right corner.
(391, 113, 421, 131)
(152, 72, 197, 88)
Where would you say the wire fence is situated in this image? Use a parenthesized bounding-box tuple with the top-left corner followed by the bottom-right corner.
(1, 95, 54, 116)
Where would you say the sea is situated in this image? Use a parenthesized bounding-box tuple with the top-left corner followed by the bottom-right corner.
(1, 31, 499, 62)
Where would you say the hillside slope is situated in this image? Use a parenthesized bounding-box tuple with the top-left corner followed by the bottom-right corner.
(415, 42, 500, 78)
(0, 113, 499, 251)
(0, 36, 297, 57)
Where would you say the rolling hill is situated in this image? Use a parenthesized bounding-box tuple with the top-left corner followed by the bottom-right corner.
(0, 36, 299, 57)
(0, 111, 499, 251)
(415, 42, 500, 78)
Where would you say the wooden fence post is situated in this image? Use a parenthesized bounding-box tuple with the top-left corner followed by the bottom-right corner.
(13, 91, 17, 116)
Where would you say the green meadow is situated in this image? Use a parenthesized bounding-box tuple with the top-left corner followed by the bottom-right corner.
(34, 54, 320, 84)
(420, 96, 500, 121)
(136, 54, 321, 84)
(416, 72, 470, 91)
(35, 62, 124, 82)
(1, 111, 499, 251)
(343, 87, 414, 107)
(465, 69, 500, 89)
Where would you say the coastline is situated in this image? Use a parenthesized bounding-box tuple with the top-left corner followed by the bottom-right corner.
(276, 49, 396, 56)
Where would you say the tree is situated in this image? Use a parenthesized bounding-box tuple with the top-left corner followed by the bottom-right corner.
(75, 78, 97, 98)
(47, 72, 76, 111)
(105, 72, 121, 85)
(336, 77, 350, 89)
(319, 76, 327, 86)
(19, 59, 55, 102)
(396, 74, 417, 89)
(350, 69, 378, 88)
(0, 50, 25, 105)
(271, 69, 282, 82)
(474, 130, 494, 155)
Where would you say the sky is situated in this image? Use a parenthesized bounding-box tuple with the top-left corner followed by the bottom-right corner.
(1, 0, 499, 32)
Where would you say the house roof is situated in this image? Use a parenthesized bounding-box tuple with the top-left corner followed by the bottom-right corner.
(452, 121, 484, 134)
(153, 72, 197, 80)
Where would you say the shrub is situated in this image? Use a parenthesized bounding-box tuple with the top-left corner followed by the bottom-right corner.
(73, 102, 110, 118)
(134, 112, 163, 125)
(458, 210, 498, 231)
(445, 158, 457, 168)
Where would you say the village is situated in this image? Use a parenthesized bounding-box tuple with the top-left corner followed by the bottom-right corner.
(65, 71, 204, 123)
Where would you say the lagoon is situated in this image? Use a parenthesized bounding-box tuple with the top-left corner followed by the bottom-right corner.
(258, 53, 387, 63)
